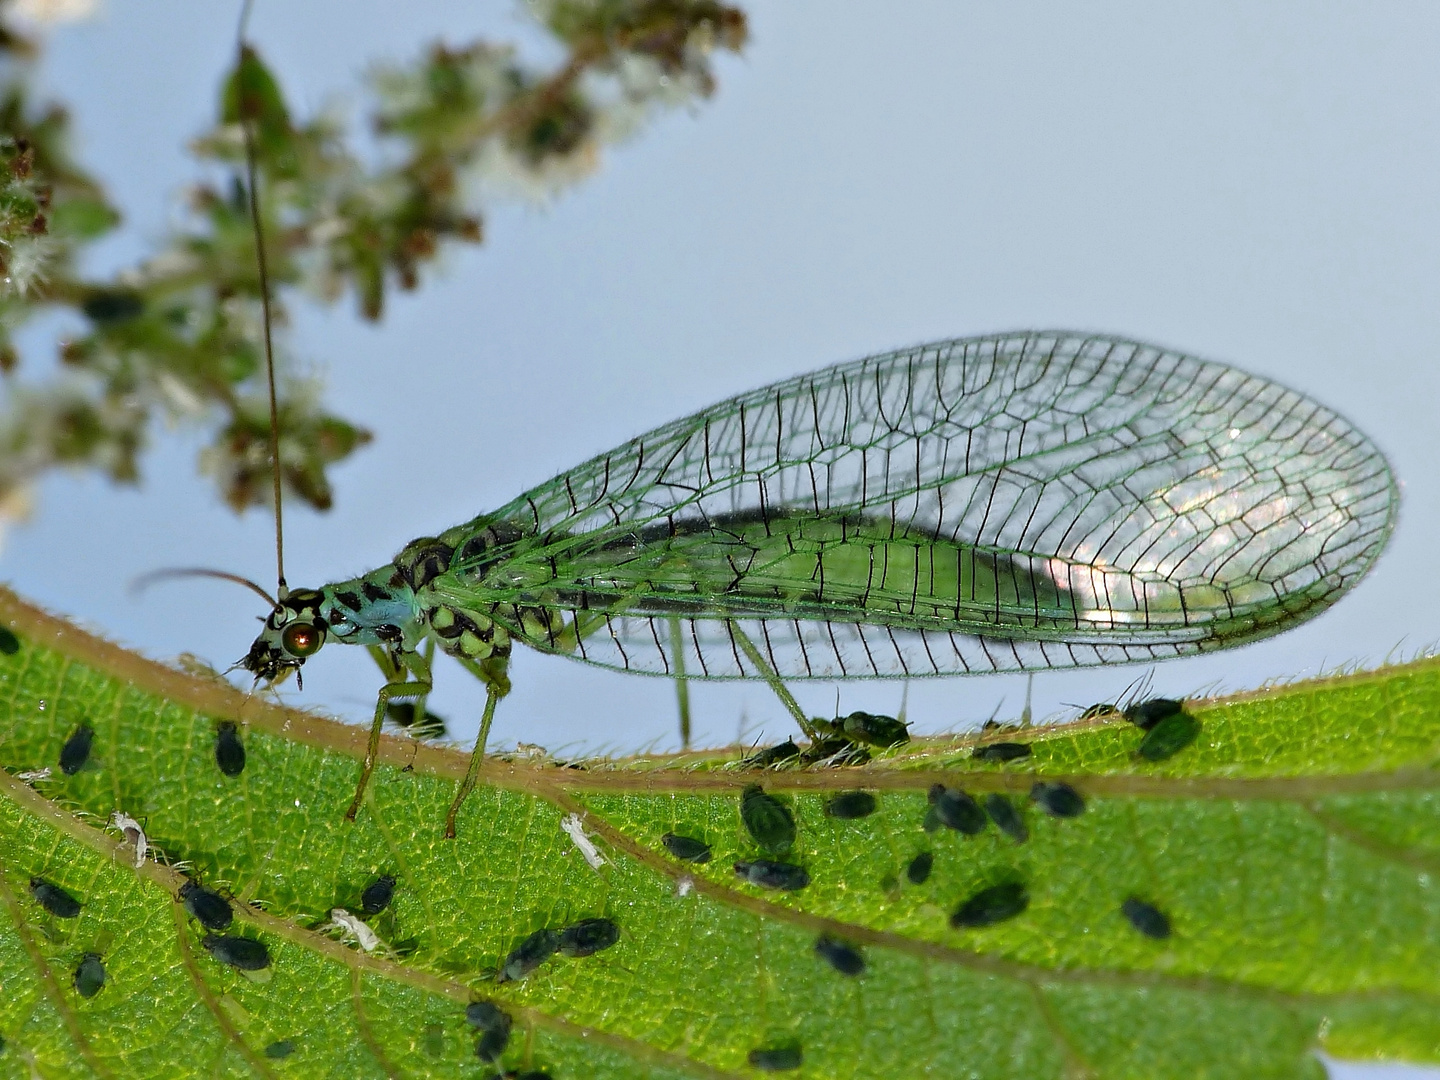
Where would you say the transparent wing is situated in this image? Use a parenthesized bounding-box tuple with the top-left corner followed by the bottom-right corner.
(456, 331, 1396, 679)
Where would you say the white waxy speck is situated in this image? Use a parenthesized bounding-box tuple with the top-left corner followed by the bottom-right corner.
(1229, 427, 1241, 439)
(676, 875, 695, 898)
(17, 767, 51, 783)
(110, 811, 148, 868)
(561, 813, 606, 870)
(327, 908, 382, 953)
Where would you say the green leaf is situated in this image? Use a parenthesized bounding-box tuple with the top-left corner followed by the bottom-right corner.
(0, 584, 1437, 1078)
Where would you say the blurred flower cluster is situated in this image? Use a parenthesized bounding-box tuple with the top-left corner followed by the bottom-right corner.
(0, 0, 746, 525)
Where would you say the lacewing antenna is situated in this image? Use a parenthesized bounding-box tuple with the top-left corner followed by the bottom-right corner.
(131, 568, 278, 610)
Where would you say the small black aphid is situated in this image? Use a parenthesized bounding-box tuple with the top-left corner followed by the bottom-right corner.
(972, 741, 1031, 763)
(73, 952, 104, 998)
(1137, 712, 1201, 762)
(905, 851, 933, 885)
(800, 737, 869, 766)
(360, 873, 397, 915)
(743, 740, 800, 767)
(264, 1040, 295, 1060)
(983, 794, 1028, 843)
(950, 882, 1029, 928)
(201, 934, 270, 971)
(814, 934, 865, 976)
(0, 626, 20, 654)
(741, 784, 796, 854)
(59, 723, 94, 776)
(1029, 781, 1085, 818)
(1123, 698, 1184, 731)
(838, 711, 910, 748)
(558, 917, 620, 958)
(500, 928, 560, 982)
(1078, 702, 1120, 720)
(466, 1000, 512, 1063)
(748, 1046, 803, 1071)
(927, 784, 986, 834)
(214, 721, 246, 778)
(1121, 897, 1172, 940)
(824, 790, 877, 820)
(29, 877, 81, 918)
(660, 832, 712, 863)
(179, 880, 233, 931)
(734, 859, 810, 891)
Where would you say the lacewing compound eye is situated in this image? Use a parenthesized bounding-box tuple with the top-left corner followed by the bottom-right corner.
(951, 882, 1029, 928)
(466, 1000, 512, 1063)
(661, 833, 712, 863)
(734, 859, 810, 891)
(499, 928, 560, 982)
(983, 794, 1029, 844)
(1121, 897, 1173, 940)
(1030, 781, 1086, 818)
(972, 741, 1031, 763)
(360, 874, 396, 915)
(202, 934, 271, 971)
(748, 1046, 803, 1071)
(59, 723, 94, 776)
(281, 622, 322, 657)
(214, 721, 246, 777)
(825, 791, 877, 820)
(557, 917, 620, 958)
(905, 852, 933, 885)
(741, 785, 796, 854)
(1137, 711, 1202, 762)
(814, 934, 865, 976)
(73, 952, 105, 998)
(29, 877, 81, 918)
(927, 785, 986, 834)
(179, 881, 233, 931)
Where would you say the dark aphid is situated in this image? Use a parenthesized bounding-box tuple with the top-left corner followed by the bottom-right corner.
(1078, 702, 1120, 720)
(734, 859, 810, 891)
(264, 1040, 296, 1060)
(0, 625, 20, 654)
(502, 1073, 554, 1080)
(972, 741, 1031, 763)
(59, 723, 94, 776)
(800, 737, 870, 765)
(202, 934, 271, 971)
(838, 710, 910, 748)
(950, 882, 1029, 928)
(73, 952, 104, 998)
(741, 784, 796, 854)
(927, 784, 986, 834)
(29, 877, 81, 918)
(466, 1000, 512, 1063)
(814, 934, 865, 976)
(748, 1046, 803, 1071)
(385, 701, 447, 740)
(499, 928, 560, 982)
(1121, 897, 1172, 940)
(360, 874, 397, 916)
(1029, 781, 1085, 818)
(661, 832, 712, 863)
(80, 288, 145, 324)
(905, 851, 933, 885)
(983, 794, 1029, 844)
(179, 880, 233, 931)
(1123, 698, 1184, 731)
(1137, 712, 1202, 762)
(214, 721, 246, 778)
(825, 790, 877, 820)
(743, 740, 800, 767)
(558, 917, 620, 958)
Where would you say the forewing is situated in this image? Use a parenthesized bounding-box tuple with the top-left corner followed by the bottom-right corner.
(468, 331, 1395, 679)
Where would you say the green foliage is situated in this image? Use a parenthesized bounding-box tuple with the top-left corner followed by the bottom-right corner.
(0, 587, 1437, 1077)
(0, 1, 747, 516)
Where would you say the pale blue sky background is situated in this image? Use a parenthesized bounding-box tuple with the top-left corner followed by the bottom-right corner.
(8, 5, 1440, 1075)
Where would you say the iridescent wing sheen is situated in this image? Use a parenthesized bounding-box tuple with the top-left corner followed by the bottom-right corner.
(448, 331, 1396, 679)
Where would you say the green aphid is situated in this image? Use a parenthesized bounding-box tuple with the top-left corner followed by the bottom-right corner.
(748, 1046, 803, 1071)
(741, 784, 795, 854)
(73, 952, 104, 998)
(264, 1040, 295, 1060)
(1137, 711, 1202, 761)
(661, 832, 712, 863)
(983, 793, 1028, 843)
(824, 790, 877, 820)
(950, 882, 1029, 928)
(972, 741, 1031, 763)
(734, 859, 810, 891)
